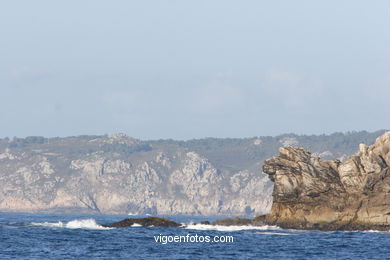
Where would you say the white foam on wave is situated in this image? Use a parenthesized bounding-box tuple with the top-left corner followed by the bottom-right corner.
(326, 229, 390, 234)
(255, 231, 291, 235)
(184, 224, 280, 232)
(362, 230, 390, 233)
(131, 223, 142, 227)
(31, 218, 112, 230)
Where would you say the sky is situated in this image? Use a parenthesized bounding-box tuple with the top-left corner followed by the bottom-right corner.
(0, 1, 389, 140)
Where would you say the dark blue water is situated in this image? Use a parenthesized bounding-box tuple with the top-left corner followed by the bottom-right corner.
(1, 212, 389, 259)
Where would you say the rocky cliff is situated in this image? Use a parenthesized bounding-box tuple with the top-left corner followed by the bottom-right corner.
(263, 132, 390, 230)
(0, 134, 273, 215)
(0, 130, 385, 216)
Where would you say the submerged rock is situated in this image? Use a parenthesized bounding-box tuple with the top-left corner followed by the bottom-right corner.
(104, 217, 182, 228)
(211, 217, 254, 226)
(207, 215, 267, 226)
(262, 132, 390, 231)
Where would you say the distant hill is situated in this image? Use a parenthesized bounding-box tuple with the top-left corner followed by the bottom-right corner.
(0, 130, 386, 216)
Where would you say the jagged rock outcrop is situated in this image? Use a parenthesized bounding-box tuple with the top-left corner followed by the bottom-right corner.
(263, 132, 390, 230)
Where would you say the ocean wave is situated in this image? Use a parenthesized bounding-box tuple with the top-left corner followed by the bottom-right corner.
(31, 219, 112, 230)
(184, 224, 281, 232)
(255, 231, 291, 235)
(361, 230, 390, 233)
(324, 229, 390, 234)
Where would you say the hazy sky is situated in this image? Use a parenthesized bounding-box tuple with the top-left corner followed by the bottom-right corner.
(0, 1, 389, 140)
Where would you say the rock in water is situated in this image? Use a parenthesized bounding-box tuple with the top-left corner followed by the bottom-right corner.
(211, 217, 253, 226)
(262, 132, 390, 231)
(104, 217, 182, 228)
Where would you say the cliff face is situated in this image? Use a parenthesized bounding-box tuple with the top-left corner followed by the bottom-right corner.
(0, 134, 272, 215)
(0, 131, 385, 216)
(263, 132, 390, 230)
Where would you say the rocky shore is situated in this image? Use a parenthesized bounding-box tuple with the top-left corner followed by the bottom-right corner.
(107, 132, 390, 231)
(262, 131, 390, 231)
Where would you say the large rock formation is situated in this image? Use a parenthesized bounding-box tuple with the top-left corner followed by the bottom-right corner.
(0, 130, 385, 216)
(263, 132, 390, 230)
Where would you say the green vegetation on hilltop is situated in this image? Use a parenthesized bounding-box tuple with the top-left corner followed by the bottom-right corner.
(0, 130, 386, 173)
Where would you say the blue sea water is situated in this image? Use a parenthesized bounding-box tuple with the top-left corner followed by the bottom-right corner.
(0, 212, 389, 259)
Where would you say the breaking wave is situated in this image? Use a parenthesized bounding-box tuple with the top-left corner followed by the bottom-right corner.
(360, 230, 390, 233)
(255, 232, 291, 235)
(184, 224, 281, 232)
(31, 219, 112, 230)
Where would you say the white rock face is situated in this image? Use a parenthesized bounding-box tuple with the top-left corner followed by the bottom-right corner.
(253, 139, 262, 146)
(104, 133, 140, 145)
(0, 147, 272, 216)
(279, 137, 299, 147)
(0, 148, 18, 160)
(155, 152, 171, 168)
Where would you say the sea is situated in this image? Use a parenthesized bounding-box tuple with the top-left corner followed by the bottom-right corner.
(1, 212, 389, 259)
